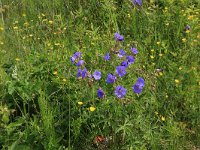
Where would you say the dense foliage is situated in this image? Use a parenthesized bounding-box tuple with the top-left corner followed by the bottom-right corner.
(0, 0, 199, 149)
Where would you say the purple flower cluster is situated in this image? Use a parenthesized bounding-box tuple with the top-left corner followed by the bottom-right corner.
(71, 32, 145, 100)
(132, 0, 142, 6)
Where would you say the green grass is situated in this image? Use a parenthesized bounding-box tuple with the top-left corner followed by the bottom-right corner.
(0, 0, 200, 149)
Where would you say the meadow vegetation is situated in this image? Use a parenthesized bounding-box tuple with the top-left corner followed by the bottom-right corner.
(0, 0, 199, 149)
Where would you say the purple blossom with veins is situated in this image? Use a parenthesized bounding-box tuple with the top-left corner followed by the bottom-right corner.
(104, 53, 110, 61)
(116, 66, 126, 77)
(97, 88, 105, 98)
(106, 73, 117, 84)
(132, 77, 145, 94)
(76, 68, 82, 78)
(120, 61, 128, 68)
(117, 49, 126, 58)
(114, 32, 124, 41)
(126, 56, 135, 65)
(76, 60, 84, 67)
(132, 0, 142, 6)
(131, 47, 138, 55)
(93, 70, 101, 80)
(114, 86, 127, 98)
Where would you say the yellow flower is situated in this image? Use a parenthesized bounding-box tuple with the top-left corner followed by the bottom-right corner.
(175, 79, 180, 84)
(53, 71, 58, 75)
(156, 41, 161, 45)
(128, 14, 130, 18)
(150, 55, 154, 59)
(165, 23, 169, 26)
(63, 78, 67, 82)
(78, 102, 83, 105)
(155, 111, 158, 115)
(188, 15, 194, 20)
(182, 38, 187, 42)
(151, 49, 154, 52)
(0, 27, 4, 31)
(22, 13, 26, 17)
(159, 72, 163, 76)
(179, 67, 182, 70)
(161, 116, 165, 121)
(13, 26, 18, 30)
(165, 94, 168, 98)
(89, 106, 96, 112)
(23, 22, 29, 26)
(159, 53, 163, 57)
(15, 58, 20, 61)
(29, 34, 33, 37)
(185, 30, 190, 34)
(49, 20, 53, 24)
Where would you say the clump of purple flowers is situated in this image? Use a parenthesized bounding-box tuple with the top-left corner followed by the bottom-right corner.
(72, 32, 145, 101)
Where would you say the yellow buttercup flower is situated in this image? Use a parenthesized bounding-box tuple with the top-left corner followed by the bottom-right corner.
(78, 102, 83, 105)
(15, 58, 20, 61)
(89, 106, 96, 112)
(161, 116, 165, 121)
(156, 41, 161, 45)
(53, 71, 58, 75)
(63, 78, 67, 82)
(175, 79, 180, 84)
(182, 38, 187, 42)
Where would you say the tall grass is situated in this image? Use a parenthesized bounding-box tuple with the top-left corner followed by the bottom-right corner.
(0, 0, 199, 149)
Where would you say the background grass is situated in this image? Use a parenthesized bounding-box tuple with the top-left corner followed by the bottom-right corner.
(0, 0, 199, 149)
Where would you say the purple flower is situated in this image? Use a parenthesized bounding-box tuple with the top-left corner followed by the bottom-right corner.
(104, 53, 110, 61)
(116, 66, 126, 77)
(106, 73, 117, 84)
(132, 0, 142, 6)
(93, 70, 101, 80)
(97, 88, 104, 98)
(70, 52, 82, 63)
(76, 60, 84, 67)
(114, 86, 127, 98)
(185, 25, 190, 30)
(117, 49, 126, 58)
(76, 68, 88, 79)
(114, 32, 124, 41)
(131, 47, 138, 55)
(120, 61, 128, 68)
(132, 77, 145, 94)
(126, 56, 135, 65)
(76, 68, 82, 78)
(82, 68, 88, 79)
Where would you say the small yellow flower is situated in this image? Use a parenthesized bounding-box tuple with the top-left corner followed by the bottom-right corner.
(152, 63, 155, 66)
(22, 13, 26, 17)
(0, 42, 4, 45)
(156, 41, 161, 45)
(182, 38, 187, 42)
(161, 116, 165, 121)
(49, 20, 53, 24)
(150, 55, 154, 59)
(155, 111, 158, 115)
(188, 15, 194, 20)
(54, 43, 60, 46)
(185, 30, 190, 34)
(165, 94, 168, 98)
(29, 34, 33, 37)
(175, 79, 180, 84)
(159, 72, 163, 76)
(179, 67, 182, 70)
(151, 49, 154, 52)
(53, 71, 58, 75)
(15, 58, 20, 61)
(128, 14, 130, 18)
(23, 22, 29, 26)
(165, 23, 169, 26)
(198, 81, 200, 86)
(63, 78, 67, 82)
(89, 106, 96, 112)
(13, 26, 18, 30)
(159, 53, 163, 57)
(78, 102, 83, 105)
(41, 13, 45, 17)
(0, 27, 4, 31)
